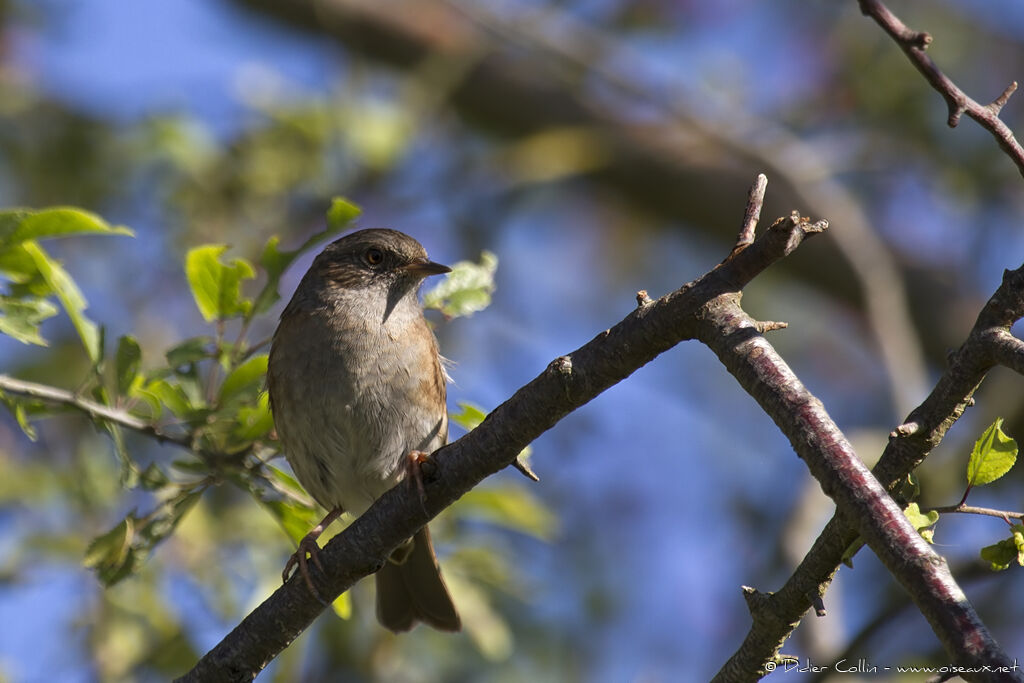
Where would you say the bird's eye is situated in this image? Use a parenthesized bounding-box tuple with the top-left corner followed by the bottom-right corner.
(364, 248, 384, 266)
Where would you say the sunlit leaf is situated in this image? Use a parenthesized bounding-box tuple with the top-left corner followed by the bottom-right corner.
(0, 295, 58, 345)
(261, 499, 321, 544)
(0, 207, 133, 245)
(84, 516, 137, 586)
(423, 251, 497, 318)
(0, 242, 39, 282)
(902, 502, 939, 544)
(185, 245, 255, 321)
(140, 379, 194, 418)
(219, 354, 268, 404)
(967, 418, 1018, 487)
(331, 592, 352, 620)
(980, 525, 1024, 571)
(326, 197, 361, 231)
(234, 392, 275, 442)
(12, 401, 39, 441)
(451, 401, 487, 431)
(21, 240, 102, 362)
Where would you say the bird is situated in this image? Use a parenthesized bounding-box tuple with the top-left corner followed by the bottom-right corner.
(267, 228, 460, 632)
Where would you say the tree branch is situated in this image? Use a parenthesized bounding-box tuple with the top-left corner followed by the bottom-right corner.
(927, 504, 1024, 522)
(176, 204, 829, 681)
(698, 289, 1015, 679)
(716, 263, 1024, 680)
(178, 192, 1017, 681)
(859, 0, 1024, 179)
(0, 374, 195, 451)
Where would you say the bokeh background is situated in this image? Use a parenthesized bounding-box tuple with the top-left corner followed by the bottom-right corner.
(1, 0, 1024, 681)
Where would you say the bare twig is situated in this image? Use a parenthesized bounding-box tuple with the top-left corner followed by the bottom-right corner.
(927, 503, 1024, 522)
(859, 0, 1024, 179)
(512, 456, 540, 482)
(726, 173, 768, 260)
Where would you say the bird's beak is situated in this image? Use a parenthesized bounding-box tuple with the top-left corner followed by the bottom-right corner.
(402, 258, 451, 277)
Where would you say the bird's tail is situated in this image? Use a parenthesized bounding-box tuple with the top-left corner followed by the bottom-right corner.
(375, 525, 461, 632)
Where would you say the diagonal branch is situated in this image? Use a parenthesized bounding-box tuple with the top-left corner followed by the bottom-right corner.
(175, 206, 828, 682)
(859, 0, 1024, 178)
(178, 194, 1017, 681)
(716, 263, 1024, 680)
(698, 288, 1016, 680)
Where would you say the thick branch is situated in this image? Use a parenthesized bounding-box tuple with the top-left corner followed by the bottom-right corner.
(716, 264, 1024, 680)
(859, 0, 1024, 179)
(176, 212, 824, 682)
(698, 295, 1015, 678)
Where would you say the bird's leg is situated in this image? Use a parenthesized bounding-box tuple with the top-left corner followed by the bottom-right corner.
(283, 506, 343, 601)
(406, 450, 433, 514)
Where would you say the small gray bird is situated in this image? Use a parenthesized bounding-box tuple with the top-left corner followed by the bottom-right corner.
(267, 228, 460, 632)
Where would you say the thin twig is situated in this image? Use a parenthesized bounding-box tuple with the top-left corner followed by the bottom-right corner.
(0, 373, 193, 451)
(859, 0, 1024, 179)
(926, 503, 1024, 522)
(726, 173, 768, 260)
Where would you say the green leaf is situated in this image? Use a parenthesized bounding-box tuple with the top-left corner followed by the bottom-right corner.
(12, 401, 39, 441)
(21, 240, 102, 362)
(219, 354, 268, 404)
(0, 209, 31, 243)
(331, 592, 352, 620)
(451, 401, 487, 431)
(115, 335, 142, 396)
(980, 525, 1024, 571)
(262, 463, 316, 507)
(234, 392, 275, 442)
(903, 502, 939, 544)
(261, 499, 321, 544)
(0, 207, 133, 247)
(326, 197, 362, 231)
(967, 418, 1018, 487)
(185, 245, 256, 322)
(84, 516, 137, 586)
(140, 378, 194, 418)
(0, 295, 58, 345)
(422, 251, 498, 318)
(0, 243, 39, 283)
(165, 336, 213, 367)
(453, 486, 557, 541)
